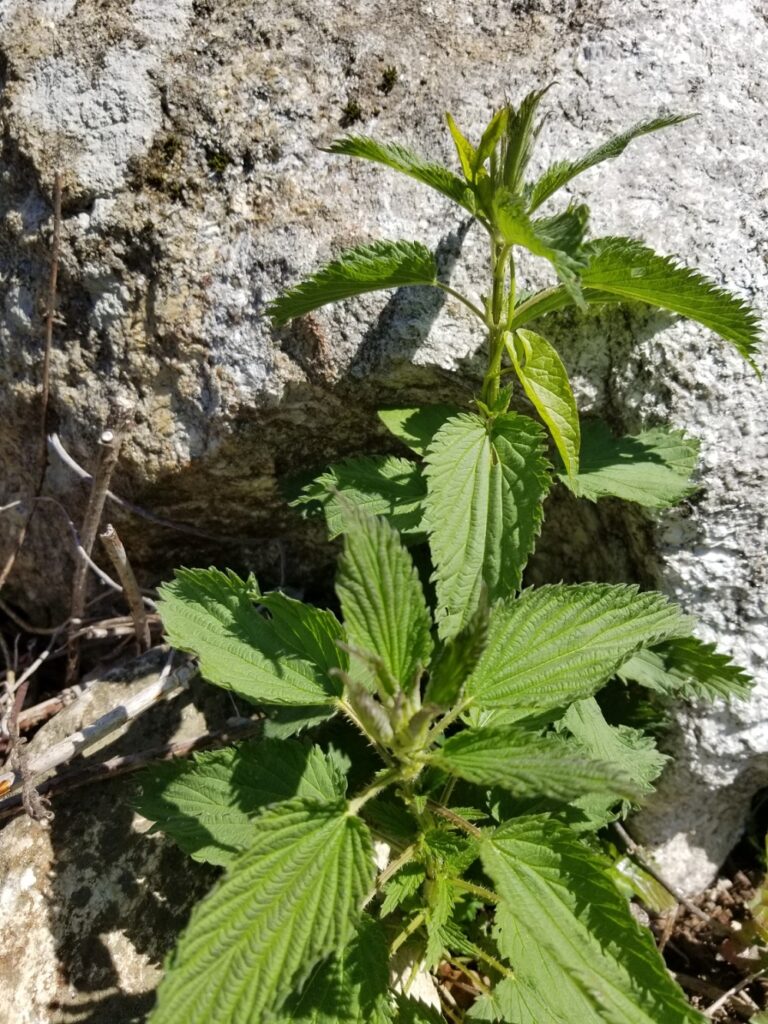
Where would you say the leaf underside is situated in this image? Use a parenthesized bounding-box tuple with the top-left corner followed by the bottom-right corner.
(150, 800, 374, 1024)
(377, 405, 459, 456)
(482, 816, 706, 1023)
(267, 240, 438, 324)
(423, 412, 551, 640)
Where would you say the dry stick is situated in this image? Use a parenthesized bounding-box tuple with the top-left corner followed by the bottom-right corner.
(6, 675, 52, 824)
(66, 426, 125, 685)
(48, 432, 274, 547)
(0, 715, 263, 823)
(0, 655, 195, 798)
(613, 822, 733, 938)
(100, 524, 151, 650)
(0, 172, 62, 591)
(704, 968, 764, 1017)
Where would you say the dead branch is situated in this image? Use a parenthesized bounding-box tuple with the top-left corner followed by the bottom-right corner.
(0, 173, 62, 591)
(66, 425, 127, 685)
(0, 654, 195, 799)
(0, 715, 263, 823)
(100, 524, 151, 650)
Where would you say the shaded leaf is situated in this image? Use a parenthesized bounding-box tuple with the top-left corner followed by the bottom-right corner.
(158, 569, 342, 706)
(618, 636, 753, 701)
(295, 455, 426, 539)
(381, 862, 426, 917)
(425, 591, 489, 708)
(268, 240, 438, 324)
(561, 419, 699, 508)
(423, 412, 551, 639)
(445, 112, 476, 180)
(150, 800, 375, 1024)
(137, 740, 346, 867)
(378, 405, 459, 456)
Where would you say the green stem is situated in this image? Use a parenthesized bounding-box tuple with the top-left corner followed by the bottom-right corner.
(427, 801, 482, 838)
(451, 878, 499, 904)
(481, 242, 514, 407)
(425, 697, 472, 747)
(348, 767, 401, 816)
(390, 910, 425, 956)
(435, 283, 486, 322)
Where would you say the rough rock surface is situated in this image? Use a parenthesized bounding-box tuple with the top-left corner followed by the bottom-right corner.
(0, 0, 765, 911)
(0, 651, 230, 1024)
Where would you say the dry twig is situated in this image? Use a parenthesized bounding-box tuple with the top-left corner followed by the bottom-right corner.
(100, 523, 151, 650)
(0, 172, 62, 591)
(0, 654, 195, 799)
(0, 715, 263, 823)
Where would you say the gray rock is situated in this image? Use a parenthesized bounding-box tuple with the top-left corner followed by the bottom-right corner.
(0, 651, 229, 1024)
(0, 0, 765, 896)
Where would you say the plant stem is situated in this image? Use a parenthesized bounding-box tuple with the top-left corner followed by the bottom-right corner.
(481, 241, 513, 407)
(435, 283, 486, 322)
(451, 877, 498, 904)
(427, 801, 482, 838)
(348, 767, 401, 816)
(390, 910, 425, 956)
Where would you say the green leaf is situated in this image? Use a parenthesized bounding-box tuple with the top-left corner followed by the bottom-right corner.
(158, 569, 342, 706)
(474, 107, 509, 177)
(425, 592, 489, 708)
(137, 740, 346, 866)
(562, 698, 667, 826)
(423, 412, 551, 639)
(618, 636, 753, 701)
(466, 583, 691, 719)
(513, 237, 762, 367)
(560, 419, 699, 508)
(295, 455, 426, 539)
(494, 196, 589, 307)
(378, 405, 459, 455)
(337, 512, 433, 694)
(276, 916, 393, 1024)
(502, 88, 550, 193)
(468, 973, 568, 1023)
(507, 329, 580, 477)
(380, 862, 426, 917)
(445, 113, 476, 180)
(268, 240, 438, 324)
(325, 135, 475, 213)
(150, 799, 375, 1024)
(424, 873, 456, 969)
(395, 995, 446, 1024)
(528, 114, 692, 211)
(432, 727, 639, 803)
(482, 816, 706, 1024)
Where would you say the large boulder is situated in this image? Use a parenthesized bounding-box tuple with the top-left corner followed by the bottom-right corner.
(1, 0, 765, 893)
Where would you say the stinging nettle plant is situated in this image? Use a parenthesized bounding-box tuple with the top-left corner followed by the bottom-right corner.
(140, 89, 761, 1023)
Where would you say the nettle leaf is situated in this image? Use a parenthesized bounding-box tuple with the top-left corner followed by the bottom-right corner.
(424, 874, 456, 969)
(432, 727, 639, 803)
(425, 593, 489, 708)
(515, 237, 761, 366)
(325, 135, 475, 213)
(150, 799, 374, 1024)
(337, 512, 433, 694)
(380, 862, 426, 917)
(502, 87, 550, 193)
(296, 455, 426, 539)
(445, 112, 476, 180)
(137, 740, 346, 867)
(495, 195, 589, 307)
(482, 816, 705, 1024)
(268, 240, 438, 324)
(158, 569, 342, 706)
(468, 972, 569, 1023)
(528, 114, 692, 212)
(378, 405, 459, 456)
(618, 636, 753, 701)
(423, 412, 551, 640)
(276, 915, 393, 1024)
(562, 698, 667, 827)
(562, 420, 698, 508)
(474, 107, 509, 177)
(507, 329, 580, 477)
(465, 583, 690, 720)
(395, 995, 446, 1024)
